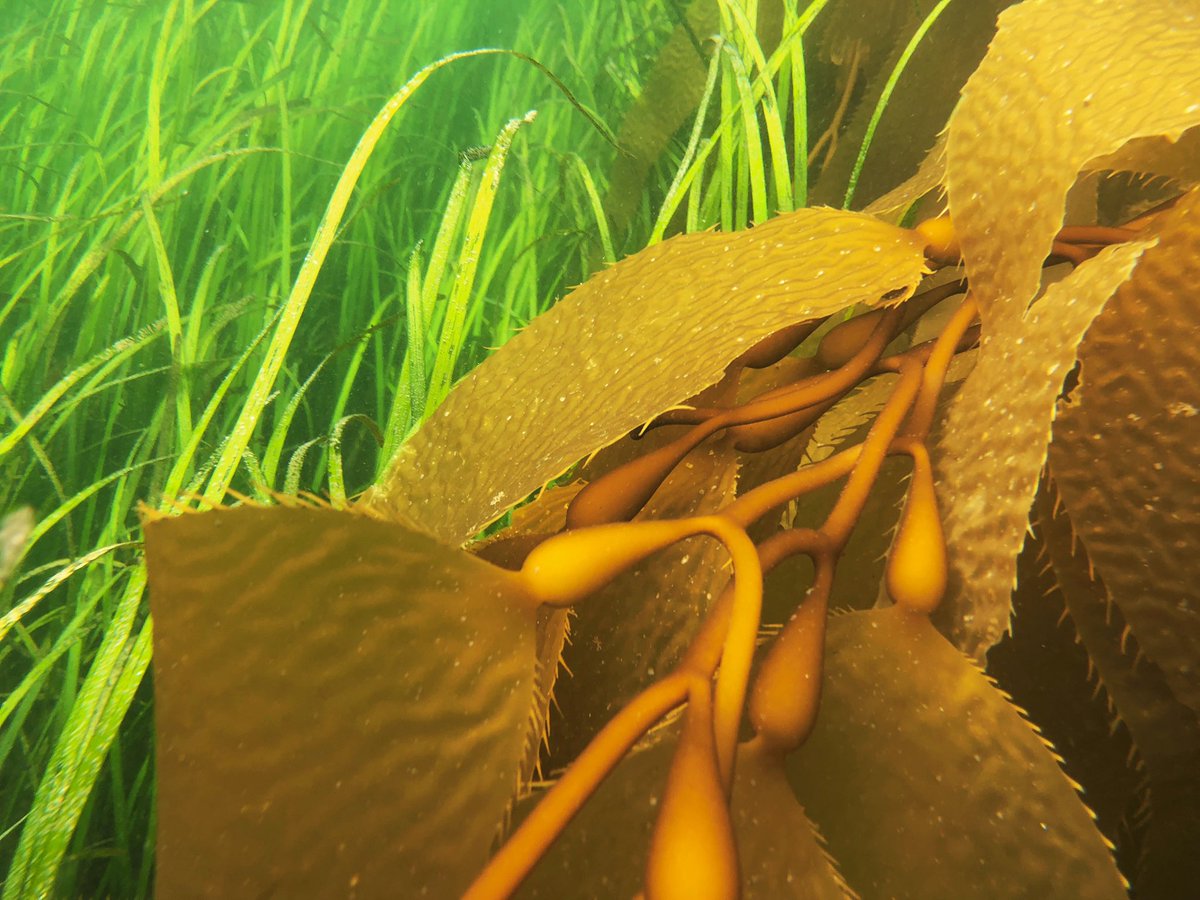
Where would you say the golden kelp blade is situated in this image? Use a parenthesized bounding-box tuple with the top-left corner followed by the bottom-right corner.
(1090, 125, 1200, 188)
(934, 240, 1150, 658)
(945, 0, 1200, 326)
(515, 733, 850, 898)
(1049, 190, 1200, 715)
(1037, 489, 1200, 896)
(372, 207, 928, 545)
(863, 131, 947, 222)
(144, 505, 536, 899)
(788, 607, 1127, 900)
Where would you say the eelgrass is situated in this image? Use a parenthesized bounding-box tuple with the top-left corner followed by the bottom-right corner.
(0, 0, 945, 894)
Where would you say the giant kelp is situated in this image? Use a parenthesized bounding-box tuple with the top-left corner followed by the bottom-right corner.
(142, 0, 1199, 896)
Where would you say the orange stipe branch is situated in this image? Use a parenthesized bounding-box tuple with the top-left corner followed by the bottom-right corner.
(521, 513, 763, 781)
(905, 294, 980, 439)
(721, 447, 861, 531)
(823, 360, 923, 547)
(567, 311, 901, 528)
(463, 673, 694, 900)
(471, 514, 762, 897)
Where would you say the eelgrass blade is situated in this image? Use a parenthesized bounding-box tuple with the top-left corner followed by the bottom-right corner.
(0, 322, 166, 460)
(202, 48, 513, 501)
(842, 0, 957, 210)
(261, 357, 331, 490)
(2, 569, 150, 900)
(652, 0, 832, 239)
(326, 413, 383, 508)
(283, 437, 325, 497)
(0, 542, 135, 644)
(426, 111, 539, 412)
(650, 38, 724, 245)
(718, 0, 793, 215)
(420, 161, 474, 329)
(784, 2, 816, 206)
(159, 307, 282, 502)
(138, 194, 192, 444)
(380, 244, 428, 466)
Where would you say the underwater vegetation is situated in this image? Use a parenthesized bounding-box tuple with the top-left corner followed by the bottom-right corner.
(3, 0, 1199, 897)
(140, 0, 1200, 896)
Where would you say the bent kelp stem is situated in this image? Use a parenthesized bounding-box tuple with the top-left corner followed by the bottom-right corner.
(469, 515, 762, 898)
(462, 673, 693, 900)
(566, 309, 901, 528)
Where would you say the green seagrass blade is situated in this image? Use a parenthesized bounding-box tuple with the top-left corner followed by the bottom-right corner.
(144, 504, 537, 899)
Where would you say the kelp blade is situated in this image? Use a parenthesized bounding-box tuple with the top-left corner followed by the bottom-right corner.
(144, 505, 536, 898)
(1037, 489, 1200, 896)
(788, 607, 1127, 899)
(373, 207, 927, 544)
(945, 0, 1200, 326)
(930, 0, 1200, 660)
(1048, 188, 1200, 715)
(933, 241, 1150, 657)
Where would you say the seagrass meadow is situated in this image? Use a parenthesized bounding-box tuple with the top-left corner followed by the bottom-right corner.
(1, 0, 1199, 897)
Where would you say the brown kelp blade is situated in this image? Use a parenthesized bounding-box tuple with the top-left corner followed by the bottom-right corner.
(934, 241, 1150, 658)
(945, 0, 1200, 328)
(473, 482, 582, 788)
(515, 731, 851, 899)
(144, 504, 537, 898)
(1048, 188, 1200, 716)
(1037, 487, 1200, 897)
(788, 607, 1127, 900)
(372, 207, 927, 545)
(930, 0, 1200, 661)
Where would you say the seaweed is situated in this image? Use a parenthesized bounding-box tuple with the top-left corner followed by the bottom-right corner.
(5, 0, 1199, 896)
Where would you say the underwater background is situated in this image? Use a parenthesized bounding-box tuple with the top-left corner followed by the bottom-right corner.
(2, 0, 1198, 897)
